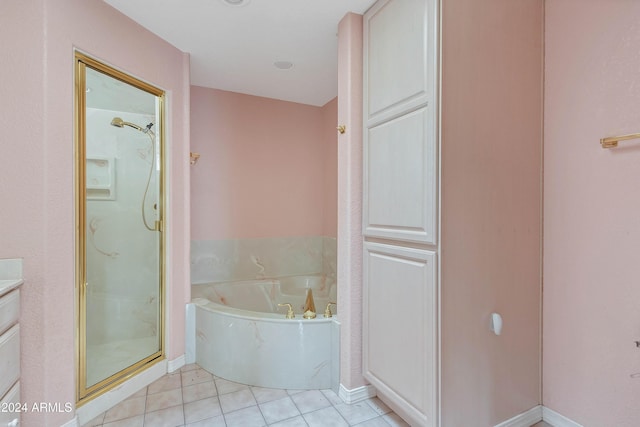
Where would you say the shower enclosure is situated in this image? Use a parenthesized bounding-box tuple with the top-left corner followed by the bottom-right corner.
(75, 53, 165, 403)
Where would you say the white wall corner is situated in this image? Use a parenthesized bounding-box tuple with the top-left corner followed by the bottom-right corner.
(168, 354, 186, 373)
(59, 415, 80, 427)
(494, 405, 542, 427)
(543, 406, 584, 427)
(338, 383, 377, 404)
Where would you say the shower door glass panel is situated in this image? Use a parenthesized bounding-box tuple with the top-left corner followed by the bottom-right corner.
(77, 55, 164, 401)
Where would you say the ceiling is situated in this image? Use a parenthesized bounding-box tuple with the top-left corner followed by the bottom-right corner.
(103, 0, 377, 107)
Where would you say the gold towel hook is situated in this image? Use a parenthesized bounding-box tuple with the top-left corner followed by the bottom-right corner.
(337, 125, 346, 134)
(190, 152, 200, 165)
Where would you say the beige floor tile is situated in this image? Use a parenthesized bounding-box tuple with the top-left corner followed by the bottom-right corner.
(143, 405, 184, 427)
(184, 414, 227, 426)
(181, 363, 200, 372)
(129, 388, 148, 399)
(334, 400, 379, 425)
(103, 396, 146, 424)
(259, 396, 300, 424)
(355, 416, 394, 427)
(148, 372, 181, 395)
(268, 415, 308, 427)
(303, 406, 349, 427)
(218, 389, 257, 414)
(222, 406, 265, 427)
(145, 388, 183, 413)
(183, 397, 222, 424)
(183, 381, 217, 403)
(290, 390, 331, 414)
(214, 377, 249, 395)
(251, 386, 289, 404)
(102, 415, 144, 427)
(81, 363, 409, 427)
(182, 369, 214, 387)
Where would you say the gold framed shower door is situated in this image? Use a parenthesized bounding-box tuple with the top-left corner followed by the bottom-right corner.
(74, 52, 166, 405)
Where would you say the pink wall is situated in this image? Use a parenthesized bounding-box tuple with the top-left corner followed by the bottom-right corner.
(440, 0, 543, 425)
(190, 87, 337, 239)
(544, 2, 640, 425)
(0, 1, 190, 425)
(336, 12, 365, 390)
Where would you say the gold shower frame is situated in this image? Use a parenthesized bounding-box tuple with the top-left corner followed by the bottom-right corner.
(74, 51, 166, 405)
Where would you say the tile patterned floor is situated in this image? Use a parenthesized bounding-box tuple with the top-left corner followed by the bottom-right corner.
(82, 364, 411, 427)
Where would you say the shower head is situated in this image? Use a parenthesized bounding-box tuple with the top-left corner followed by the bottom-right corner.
(110, 117, 146, 133)
(110, 117, 124, 128)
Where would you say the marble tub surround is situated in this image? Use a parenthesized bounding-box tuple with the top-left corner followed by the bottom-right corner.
(191, 236, 336, 284)
(0, 258, 23, 296)
(192, 277, 336, 315)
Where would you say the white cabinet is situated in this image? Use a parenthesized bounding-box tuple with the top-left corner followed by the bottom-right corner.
(363, 0, 438, 246)
(0, 259, 23, 427)
(363, 243, 437, 425)
(0, 324, 20, 401)
(0, 382, 20, 427)
(364, 107, 437, 244)
(363, 0, 439, 426)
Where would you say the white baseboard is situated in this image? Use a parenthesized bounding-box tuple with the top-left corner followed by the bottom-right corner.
(543, 406, 584, 427)
(168, 354, 186, 372)
(338, 383, 377, 404)
(494, 405, 542, 427)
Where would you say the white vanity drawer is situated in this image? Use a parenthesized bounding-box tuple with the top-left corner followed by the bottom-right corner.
(0, 325, 19, 402)
(0, 382, 20, 427)
(0, 290, 19, 336)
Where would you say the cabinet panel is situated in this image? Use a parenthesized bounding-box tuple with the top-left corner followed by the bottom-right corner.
(363, 243, 437, 426)
(0, 289, 19, 336)
(365, 0, 433, 125)
(0, 324, 19, 402)
(0, 382, 20, 427)
(364, 107, 436, 244)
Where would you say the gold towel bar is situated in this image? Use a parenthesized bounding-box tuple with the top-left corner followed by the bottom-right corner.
(600, 133, 640, 149)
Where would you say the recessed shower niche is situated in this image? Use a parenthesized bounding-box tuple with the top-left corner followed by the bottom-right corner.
(75, 52, 166, 403)
(86, 157, 116, 200)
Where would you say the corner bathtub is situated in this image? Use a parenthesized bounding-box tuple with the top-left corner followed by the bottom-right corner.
(191, 275, 339, 390)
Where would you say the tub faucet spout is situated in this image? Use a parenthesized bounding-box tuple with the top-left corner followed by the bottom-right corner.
(303, 289, 316, 319)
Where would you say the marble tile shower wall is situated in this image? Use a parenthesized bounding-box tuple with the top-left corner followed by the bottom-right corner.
(191, 236, 337, 285)
(86, 108, 159, 345)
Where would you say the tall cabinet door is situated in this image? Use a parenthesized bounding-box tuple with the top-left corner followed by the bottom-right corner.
(363, 0, 438, 426)
(363, 242, 437, 426)
(363, 0, 437, 245)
